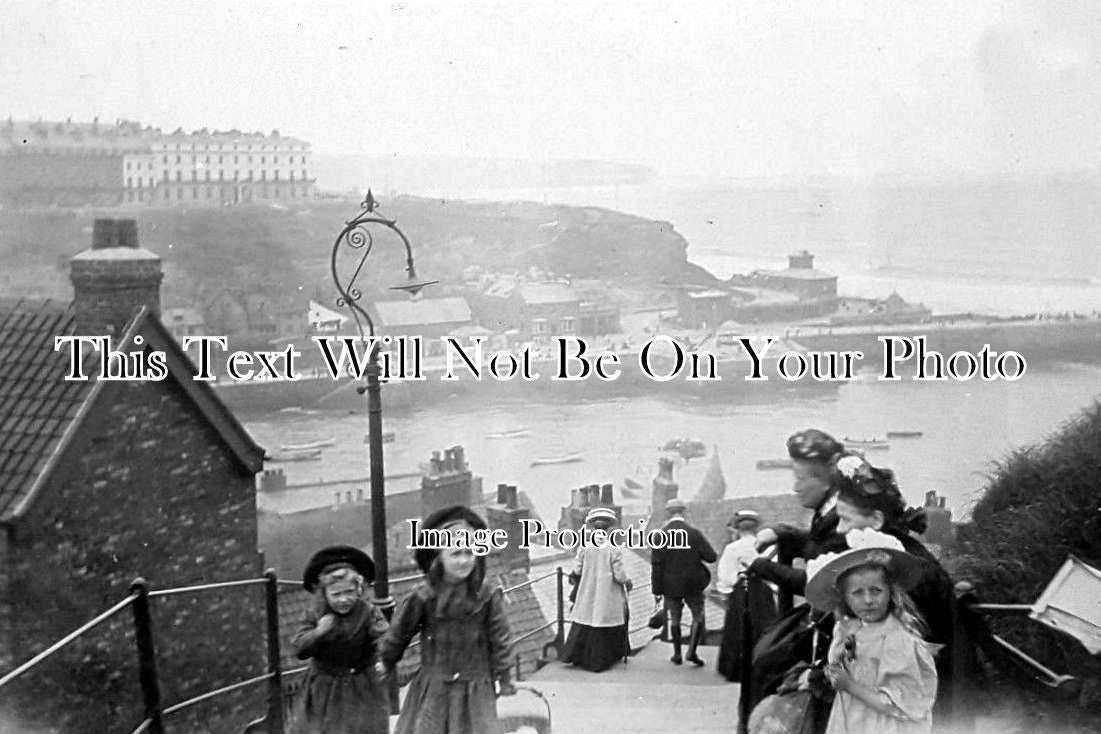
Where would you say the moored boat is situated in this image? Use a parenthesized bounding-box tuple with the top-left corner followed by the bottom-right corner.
(487, 428, 531, 439)
(530, 453, 584, 467)
(267, 448, 323, 462)
(844, 436, 889, 447)
(756, 458, 794, 470)
(280, 438, 336, 451)
(886, 430, 924, 439)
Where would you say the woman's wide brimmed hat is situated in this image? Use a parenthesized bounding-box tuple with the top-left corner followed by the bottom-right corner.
(804, 529, 924, 612)
(303, 545, 375, 592)
(413, 504, 489, 574)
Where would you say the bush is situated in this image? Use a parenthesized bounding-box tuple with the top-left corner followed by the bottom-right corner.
(949, 400, 1101, 731)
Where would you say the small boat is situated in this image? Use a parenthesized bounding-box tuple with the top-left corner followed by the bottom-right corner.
(267, 448, 323, 462)
(487, 429, 531, 439)
(530, 453, 584, 467)
(280, 438, 336, 451)
(886, 430, 924, 439)
(756, 458, 794, 470)
(844, 437, 890, 450)
(363, 431, 396, 444)
(661, 438, 707, 460)
(843, 436, 888, 445)
(623, 477, 644, 490)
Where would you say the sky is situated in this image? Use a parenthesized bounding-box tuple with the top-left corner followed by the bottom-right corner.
(2, 1, 1100, 181)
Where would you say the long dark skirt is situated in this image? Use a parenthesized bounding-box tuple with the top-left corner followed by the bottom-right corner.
(288, 667, 390, 734)
(717, 578, 778, 681)
(561, 623, 628, 672)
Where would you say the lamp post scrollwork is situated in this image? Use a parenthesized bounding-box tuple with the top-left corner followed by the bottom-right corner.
(329, 189, 436, 619)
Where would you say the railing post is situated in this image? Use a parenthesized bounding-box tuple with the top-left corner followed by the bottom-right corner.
(130, 578, 164, 734)
(555, 567, 565, 654)
(737, 575, 753, 734)
(264, 570, 285, 734)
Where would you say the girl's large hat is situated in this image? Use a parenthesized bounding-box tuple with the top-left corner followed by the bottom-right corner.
(303, 545, 375, 592)
(804, 529, 925, 612)
(414, 504, 489, 574)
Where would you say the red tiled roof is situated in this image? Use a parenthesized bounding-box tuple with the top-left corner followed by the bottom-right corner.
(0, 300, 98, 521)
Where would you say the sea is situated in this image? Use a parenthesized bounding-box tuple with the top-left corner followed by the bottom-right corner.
(247, 175, 1101, 527)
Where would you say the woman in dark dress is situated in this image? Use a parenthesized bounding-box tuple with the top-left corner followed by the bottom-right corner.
(746, 430, 851, 716)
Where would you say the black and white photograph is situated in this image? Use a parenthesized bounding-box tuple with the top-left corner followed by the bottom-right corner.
(1, 2, 1099, 733)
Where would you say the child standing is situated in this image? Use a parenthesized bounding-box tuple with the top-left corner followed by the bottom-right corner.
(381, 505, 515, 734)
(805, 528, 939, 734)
(289, 545, 390, 734)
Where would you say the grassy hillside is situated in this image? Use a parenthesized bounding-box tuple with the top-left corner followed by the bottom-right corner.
(0, 196, 709, 306)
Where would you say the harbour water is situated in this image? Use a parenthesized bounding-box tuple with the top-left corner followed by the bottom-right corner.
(246, 359, 1101, 528)
(248, 177, 1101, 529)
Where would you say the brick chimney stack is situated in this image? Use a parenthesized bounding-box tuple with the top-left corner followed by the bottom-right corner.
(70, 219, 162, 336)
(486, 484, 530, 571)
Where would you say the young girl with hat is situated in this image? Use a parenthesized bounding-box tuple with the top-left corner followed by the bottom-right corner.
(289, 545, 390, 734)
(830, 456, 987, 727)
(380, 505, 515, 734)
(805, 528, 939, 734)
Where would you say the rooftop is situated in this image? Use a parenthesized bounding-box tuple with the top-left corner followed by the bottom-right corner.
(375, 296, 472, 327)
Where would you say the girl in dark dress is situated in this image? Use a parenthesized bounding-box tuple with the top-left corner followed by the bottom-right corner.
(381, 505, 516, 734)
(289, 545, 390, 734)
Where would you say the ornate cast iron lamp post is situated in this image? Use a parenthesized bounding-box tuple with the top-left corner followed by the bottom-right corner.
(330, 190, 436, 617)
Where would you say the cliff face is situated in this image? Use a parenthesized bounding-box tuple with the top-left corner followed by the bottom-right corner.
(0, 196, 707, 304)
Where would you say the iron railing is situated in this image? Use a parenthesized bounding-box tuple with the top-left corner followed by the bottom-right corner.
(0, 562, 629, 733)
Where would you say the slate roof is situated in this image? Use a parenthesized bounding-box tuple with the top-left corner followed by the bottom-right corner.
(0, 300, 95, 521)
(518, 283, 579, 306)
(0, 299, 266, 524)
(374, 297, 472, 328)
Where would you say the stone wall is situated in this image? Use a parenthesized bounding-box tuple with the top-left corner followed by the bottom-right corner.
(4, 376, 265, 733)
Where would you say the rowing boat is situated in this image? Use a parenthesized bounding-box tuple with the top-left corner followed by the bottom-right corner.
(530, 453, 584, 467)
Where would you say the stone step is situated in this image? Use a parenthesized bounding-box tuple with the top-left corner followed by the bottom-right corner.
(514, 641, 742, 733)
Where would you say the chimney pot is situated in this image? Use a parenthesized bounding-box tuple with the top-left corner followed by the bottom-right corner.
(600, 483, 613, 504)
(506, 485, 518, 509)
(497, 483, 509, 505)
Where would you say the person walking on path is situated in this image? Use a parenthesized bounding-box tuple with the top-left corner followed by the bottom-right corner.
(562, 506, 634, 671)
(651, 497, 718, 666)
(716, 510, 778, 681)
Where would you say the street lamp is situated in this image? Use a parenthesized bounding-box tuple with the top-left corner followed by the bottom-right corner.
(330, 189, 436, 618)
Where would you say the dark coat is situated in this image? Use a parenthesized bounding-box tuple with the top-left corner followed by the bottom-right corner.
(380, 580, 513, 734)
(288, 599, 391, 734)
(650, 518, 718, 598)
(747, 506, 847, 596)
